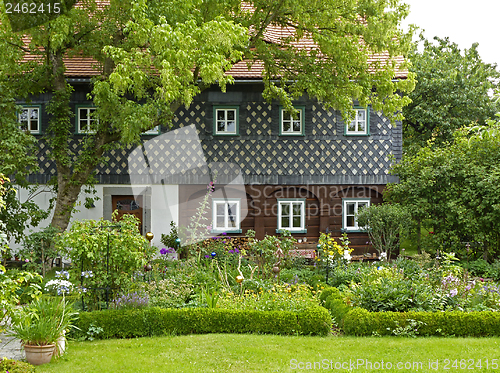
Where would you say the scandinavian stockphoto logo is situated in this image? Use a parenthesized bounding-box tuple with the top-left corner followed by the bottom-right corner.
(4, 0, 77, 32)
(127, 124, 248, 245)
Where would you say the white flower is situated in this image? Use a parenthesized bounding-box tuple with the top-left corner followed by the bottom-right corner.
(343, 250, 352, 262)
(45, 279, 74, 295)
(379, 252, 387, 260)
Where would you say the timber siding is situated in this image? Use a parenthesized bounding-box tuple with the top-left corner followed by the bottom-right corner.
(179, 184, 384, 250)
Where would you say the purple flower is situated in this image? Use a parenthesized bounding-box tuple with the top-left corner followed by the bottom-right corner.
(228, 250, 234, 254)
(160, 248, 167, 255)
(222, 232, 227, 236)
(449, 289, 458, 297)
(235, 249, 240, 253)
(205, 255, 210, 258)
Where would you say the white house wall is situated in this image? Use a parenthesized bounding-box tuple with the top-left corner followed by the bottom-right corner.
(9, 184, 179, 252)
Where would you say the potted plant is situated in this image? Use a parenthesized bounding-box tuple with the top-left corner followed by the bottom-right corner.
(8, 297, 78, 365)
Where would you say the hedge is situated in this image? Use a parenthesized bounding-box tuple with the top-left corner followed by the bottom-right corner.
(73, 306, 332, 339)
(343, 308, 500, 337)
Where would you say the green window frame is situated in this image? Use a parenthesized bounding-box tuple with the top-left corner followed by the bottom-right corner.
(76, 106, 97, 134)
(18, 105, 41, 134)
(345, 107, 370, 136)
(276, 198, 307, 233)
(279, 106, 305, 136)
(143, 125, 161, 135)
(213, 106, 239, 136)
(342, 198, 370, 232)
(212, 198, 242, 233)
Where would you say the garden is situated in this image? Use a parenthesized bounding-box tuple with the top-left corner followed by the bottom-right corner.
(3, 174, 500, 372)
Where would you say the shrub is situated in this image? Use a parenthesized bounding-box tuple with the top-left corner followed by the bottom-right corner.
(325, 296, 351, 327)
(0, 358, 35, 373)
(72, 306, 330, 338)
(342, 309, 500, 337)
(319, 286, 341, 305)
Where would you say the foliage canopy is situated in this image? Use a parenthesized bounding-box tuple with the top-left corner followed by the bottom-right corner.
(0, 0, 415, 232)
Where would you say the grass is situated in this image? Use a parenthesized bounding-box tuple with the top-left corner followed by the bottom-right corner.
(37, 334, 500, 372)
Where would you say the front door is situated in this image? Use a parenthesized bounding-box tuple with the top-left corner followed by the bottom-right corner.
(112, 195, 143, 235)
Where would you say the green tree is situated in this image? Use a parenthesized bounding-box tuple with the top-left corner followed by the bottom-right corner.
(386, 118, 500, 259)
(356, 203, 412, 258)
(403, 36, 500, 153)
(0, 0, 415, 233)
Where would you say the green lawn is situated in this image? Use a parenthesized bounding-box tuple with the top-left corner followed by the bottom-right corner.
(37, 334, 500, 372)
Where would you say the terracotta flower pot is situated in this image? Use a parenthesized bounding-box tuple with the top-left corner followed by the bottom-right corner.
(24, 344, 56, 365)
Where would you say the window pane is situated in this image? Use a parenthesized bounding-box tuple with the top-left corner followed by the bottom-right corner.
(228, 203, 237, 216)
(30, 109, 38, 120)
(293, 120, 301, 132)
(357, 121, 365, 132)
(30, 120, 38, 131)
(292, 216, 301, 228)
(281, 216, 290, 228)
(283, 122, 291, 132)
(216, 217, 225, 228)
(347, 216, 355, 227)
(358, 202, 368, 211)
(227, 110, 235, 121)
(357, 110, 366, 121)
(216, 203, 225, 215)
(80, 109, 88, 120)
(20, 109, 28, 121)
(347, 203, 355, 216)
(228, 218, 236, 228)
(217, 110, 225, 121)
(348, 121, 356, 132)
(227, 121, 235, 133)
(292, 203, 302, 216)
(217, 121, 225, 132)
(280, 203, 290, 216)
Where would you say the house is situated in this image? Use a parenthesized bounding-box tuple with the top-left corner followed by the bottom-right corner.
(13, 13, 407, 256)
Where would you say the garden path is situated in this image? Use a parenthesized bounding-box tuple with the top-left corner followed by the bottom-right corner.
(0, 333, 24, 361)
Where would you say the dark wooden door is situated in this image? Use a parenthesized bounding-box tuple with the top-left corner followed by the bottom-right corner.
(112, 195, 143, 234)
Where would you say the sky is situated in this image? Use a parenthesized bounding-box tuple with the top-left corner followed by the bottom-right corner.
(401, 0, 499, 67)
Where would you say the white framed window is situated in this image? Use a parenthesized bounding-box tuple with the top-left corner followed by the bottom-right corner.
(214, 107, 238, 135)
(345, 107, 369, 136)
(143, 125, 160, 135)
(280, 106, 304, 136)
(212, 199, 241, 232)
(18, 106, 40, 134)
(343, 199, 370, 231)
(76, 107, 97, 134)
(277, 199, 306, 232)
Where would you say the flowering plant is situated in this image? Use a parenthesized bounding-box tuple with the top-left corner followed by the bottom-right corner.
(44, 279, 75, 296)
(318, 232, 353, 266)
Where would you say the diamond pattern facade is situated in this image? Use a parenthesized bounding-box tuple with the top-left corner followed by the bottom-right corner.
(34, 95, 401, 185)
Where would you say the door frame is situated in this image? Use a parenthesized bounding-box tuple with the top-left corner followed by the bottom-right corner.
(103, 186, 152, 235)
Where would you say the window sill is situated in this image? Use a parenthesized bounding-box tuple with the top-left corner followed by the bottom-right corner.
(211, 229, 242, 234)
(276, 229, 307, 234)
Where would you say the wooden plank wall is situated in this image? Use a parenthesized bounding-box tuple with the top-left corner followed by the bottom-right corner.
(179, 184, 385, 255)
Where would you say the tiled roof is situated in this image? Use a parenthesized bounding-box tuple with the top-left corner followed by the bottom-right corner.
(18, 2, 407, 79)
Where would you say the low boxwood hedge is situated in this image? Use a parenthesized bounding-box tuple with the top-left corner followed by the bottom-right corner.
(73, 306, 331, 339)
(343, 308, 500, 337)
